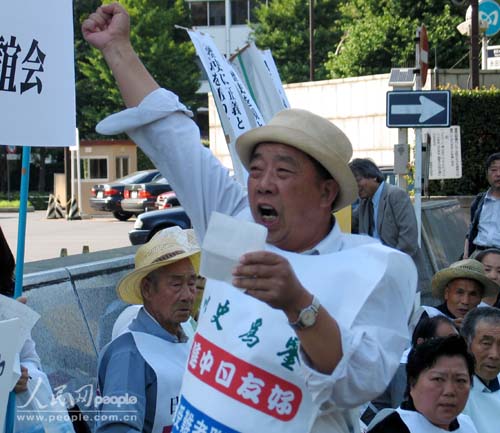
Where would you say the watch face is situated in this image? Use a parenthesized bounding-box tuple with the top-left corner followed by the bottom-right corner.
(301, 308, 317, 327)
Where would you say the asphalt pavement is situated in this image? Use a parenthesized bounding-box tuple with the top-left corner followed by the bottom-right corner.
(1, 210, 136, 265)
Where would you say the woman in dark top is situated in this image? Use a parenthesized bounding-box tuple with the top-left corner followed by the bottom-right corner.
(368, 336, 477, 433)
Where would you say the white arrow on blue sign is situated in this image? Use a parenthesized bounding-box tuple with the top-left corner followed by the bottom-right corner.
(386, 90, 451, 128)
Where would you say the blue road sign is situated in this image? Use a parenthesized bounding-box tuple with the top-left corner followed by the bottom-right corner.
(480, 0, 500, 37)
(386, 90, 451, 128)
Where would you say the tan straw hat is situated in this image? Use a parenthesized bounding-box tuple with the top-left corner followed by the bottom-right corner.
(117, 227, 200, 304)
(431, 258, 500, 299)
(235, 108, 358, 211)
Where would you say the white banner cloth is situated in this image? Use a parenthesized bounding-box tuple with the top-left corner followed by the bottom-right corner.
(231, 43, 290, 123)
(172, 243, 415, 432)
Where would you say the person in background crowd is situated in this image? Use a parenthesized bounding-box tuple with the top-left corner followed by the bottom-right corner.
(461, 307, 500, 433)
(464, 152, 500, 258)
(349, 158, 424, 289)
(1, 226, 88, 433)
(0, 225, 38, 403)
(368, 335, 477, 433)
(363, 315, 458, 424)
(96, 227, 199, 433)
(471, 248, 500, 308)
(425, 258, 499, 328)
(82, 4, 417, 432)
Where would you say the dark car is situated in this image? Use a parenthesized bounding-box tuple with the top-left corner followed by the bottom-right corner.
(155, 191, 180, 209)
(121, 176, 172, 215)
(129, 207, 192, 245)
(90, 169, 161, 221)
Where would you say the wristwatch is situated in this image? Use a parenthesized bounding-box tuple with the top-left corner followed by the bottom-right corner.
(289, 296, 321, 330)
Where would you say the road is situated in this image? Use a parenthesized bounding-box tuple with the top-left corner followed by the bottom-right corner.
(0, 211, 135, 263)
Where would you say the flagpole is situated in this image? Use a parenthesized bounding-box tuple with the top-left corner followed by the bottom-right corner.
(5, 145, 31, 433)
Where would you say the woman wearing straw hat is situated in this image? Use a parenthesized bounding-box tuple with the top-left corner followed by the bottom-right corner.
(96, 227, 200, 433)
(423, 259, 500, 328)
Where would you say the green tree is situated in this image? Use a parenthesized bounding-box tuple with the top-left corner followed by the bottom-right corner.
(76, 0, 200, 139)
(326, 0, 467, 78)
(250, 0, 344, 83)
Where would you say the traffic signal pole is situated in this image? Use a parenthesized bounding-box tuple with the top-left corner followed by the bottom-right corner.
(471, 0, 480, 87)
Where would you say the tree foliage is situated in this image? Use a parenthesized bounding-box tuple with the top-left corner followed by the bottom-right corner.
(326, 0, 466, 78)
(75, 0, 200, 139)
(250, 0, 344, 83)
(250, 0, 470, 82)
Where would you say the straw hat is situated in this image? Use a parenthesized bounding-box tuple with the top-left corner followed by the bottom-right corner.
(431, 258, 500, 299)
(235, 108, 358, 212)
(117, 227, 200, 304)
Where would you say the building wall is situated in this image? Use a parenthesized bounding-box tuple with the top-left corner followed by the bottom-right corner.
(208, 69, 500, 171)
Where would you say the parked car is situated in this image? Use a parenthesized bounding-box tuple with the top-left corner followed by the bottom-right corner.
(129, 207, 192, 245)
(155, 191, 180, 209)
(89, 169, 160, 221)
(121, 176, 172, 215)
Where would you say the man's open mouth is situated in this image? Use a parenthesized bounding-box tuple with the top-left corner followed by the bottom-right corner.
(259, 204, 278, 222)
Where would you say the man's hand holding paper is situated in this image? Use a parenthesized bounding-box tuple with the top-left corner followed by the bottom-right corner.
(232, 250, 312, 314)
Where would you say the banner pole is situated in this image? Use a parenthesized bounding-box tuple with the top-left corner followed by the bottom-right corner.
(4, 145, 31, 433)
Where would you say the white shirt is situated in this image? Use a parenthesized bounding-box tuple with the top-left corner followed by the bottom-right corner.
(97, 88, 417, 433)
(462, 374, 500, 433)
(474, 189, 500, 248)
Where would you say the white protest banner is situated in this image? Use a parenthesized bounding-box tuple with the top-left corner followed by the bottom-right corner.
(0, 318, 23, 431)
(424, 126, 462, 180)
(187, 30, 256, 139)
(0, 0, 75, 148)
(227, 68, 265, 128)
(231, 43, 290, 122)
(261, 49, 290, 109)
(187, 30, 264, 185)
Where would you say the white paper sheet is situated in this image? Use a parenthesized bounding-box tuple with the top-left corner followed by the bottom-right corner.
(0, 294, 40, 354)
(200, 212, 267, 286)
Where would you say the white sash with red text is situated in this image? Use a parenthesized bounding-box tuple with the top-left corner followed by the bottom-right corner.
(172, 243, 415, 433)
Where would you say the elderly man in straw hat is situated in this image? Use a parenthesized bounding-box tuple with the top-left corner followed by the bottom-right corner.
(96, 227, 200, 433)
(83, 5, 417, 433)
(422, 259, 499, 328)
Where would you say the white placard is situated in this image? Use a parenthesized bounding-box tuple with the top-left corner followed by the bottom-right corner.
(0, 0, 75, 148)
(487, 45, 500, 70)
(425, 126, 462, 180)
(200, 212, 267, 285)
(0, 318, 23, 431)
